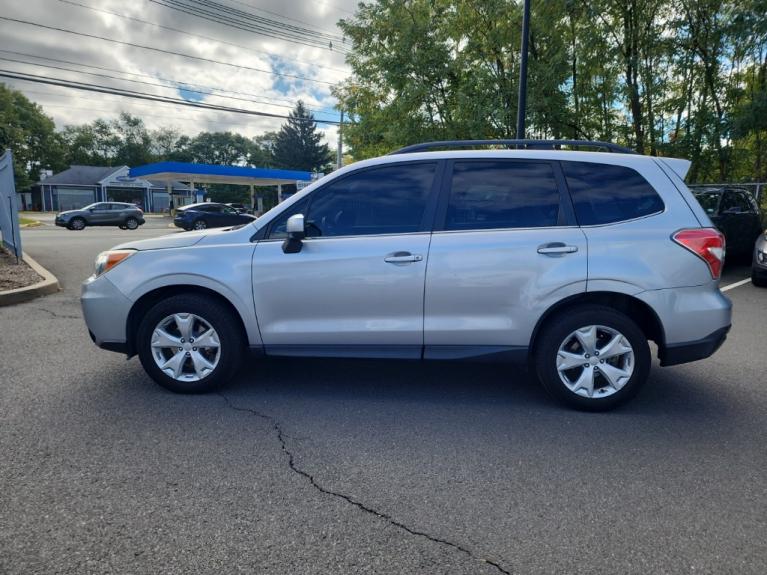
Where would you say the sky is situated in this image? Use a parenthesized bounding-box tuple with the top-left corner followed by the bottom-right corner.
(0, 0, 358, 152)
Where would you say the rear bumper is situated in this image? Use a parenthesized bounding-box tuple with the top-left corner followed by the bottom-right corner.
(659, 325, 730, 367)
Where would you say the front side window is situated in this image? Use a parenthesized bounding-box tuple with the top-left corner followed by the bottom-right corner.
(445, 161, 560, 230)
(301, 162, 437, 237)
(563, 161, 664, 225)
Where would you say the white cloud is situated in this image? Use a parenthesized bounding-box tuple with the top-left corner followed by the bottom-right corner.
(0, 0, 356, 146)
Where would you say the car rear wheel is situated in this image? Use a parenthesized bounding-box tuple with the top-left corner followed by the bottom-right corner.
(192, 219, 207, 230)
(125, 217, 139, 230)
(68, 217, 86, 230)
(136, 294, 244, 393)
(534, 305, 650, 411)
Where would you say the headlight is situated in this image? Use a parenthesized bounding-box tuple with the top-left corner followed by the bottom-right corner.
(94, 250, 134, 277)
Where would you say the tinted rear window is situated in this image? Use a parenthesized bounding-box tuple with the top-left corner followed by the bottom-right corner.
(563, 162, 664, 225)
(446, 161, 560, 230)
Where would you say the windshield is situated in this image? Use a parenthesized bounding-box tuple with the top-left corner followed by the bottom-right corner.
(692, 191, 721, 215)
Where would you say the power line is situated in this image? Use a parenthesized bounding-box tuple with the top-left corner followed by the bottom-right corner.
(209, 0, 345, 39)
(151, 0, 351, 54)
(0, 16, 336, 86)
(57, 0, 349, 75)
(0, 50, 338, 111)
(0, 70, 341, 124)
(0, 56, 339, 118)
(19, 95, 294, 131)
(187, 0, 345, 42)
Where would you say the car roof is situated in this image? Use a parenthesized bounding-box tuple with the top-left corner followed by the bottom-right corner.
(181, 202, 222, 209)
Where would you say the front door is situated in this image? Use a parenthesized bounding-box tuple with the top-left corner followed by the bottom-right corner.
(89, 203, 114, 225)
(252, 161, 441, 358)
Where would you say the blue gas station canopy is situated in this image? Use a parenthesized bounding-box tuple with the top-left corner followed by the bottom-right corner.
(130, 162, 313, 186)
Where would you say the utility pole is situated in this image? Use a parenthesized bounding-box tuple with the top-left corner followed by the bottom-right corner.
(516, 0, 531, 139)
(337, 109, 344, 169)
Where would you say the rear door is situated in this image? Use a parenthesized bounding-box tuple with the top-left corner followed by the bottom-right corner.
(423, 159, 587, 358)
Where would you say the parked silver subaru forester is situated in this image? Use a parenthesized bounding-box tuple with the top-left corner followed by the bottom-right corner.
(81, 140, 732, 410)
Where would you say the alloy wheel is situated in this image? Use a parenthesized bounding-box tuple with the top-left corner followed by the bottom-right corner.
(556, 325, 635, 398)
(150, 313, 221, 382)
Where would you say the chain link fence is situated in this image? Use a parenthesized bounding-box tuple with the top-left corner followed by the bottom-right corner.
(0, 150, 22, 261)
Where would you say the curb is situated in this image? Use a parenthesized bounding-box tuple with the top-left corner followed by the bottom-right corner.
(0, 252, 61, 306)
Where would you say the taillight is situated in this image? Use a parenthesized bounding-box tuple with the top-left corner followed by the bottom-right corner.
(672, 228, 725, 279)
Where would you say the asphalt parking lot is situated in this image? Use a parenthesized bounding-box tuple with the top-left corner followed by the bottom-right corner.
(1, 220, 765, 574)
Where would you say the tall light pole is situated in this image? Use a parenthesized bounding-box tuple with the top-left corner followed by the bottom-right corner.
(516, 0, 531, 139)
(336, 110, 344, 170)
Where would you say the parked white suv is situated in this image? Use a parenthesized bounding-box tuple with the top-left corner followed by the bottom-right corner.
(81, 140, 732, 410)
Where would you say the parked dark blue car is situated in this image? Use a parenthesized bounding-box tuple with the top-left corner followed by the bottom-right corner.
(174, 202, 256, 231)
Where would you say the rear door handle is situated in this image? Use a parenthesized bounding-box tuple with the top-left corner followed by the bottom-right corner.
(384, 251, 423, 264)
(537, 242, 578, 255)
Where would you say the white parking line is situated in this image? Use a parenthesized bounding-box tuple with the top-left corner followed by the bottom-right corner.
(721, 278, 752, 292)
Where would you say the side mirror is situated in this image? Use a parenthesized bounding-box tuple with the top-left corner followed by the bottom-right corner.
(282, 213, 306, 253)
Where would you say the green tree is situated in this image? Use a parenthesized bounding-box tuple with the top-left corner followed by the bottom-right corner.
(272, 101, 332, 171)
(0, 84, 66, 190)
(187, 131, 253, 165)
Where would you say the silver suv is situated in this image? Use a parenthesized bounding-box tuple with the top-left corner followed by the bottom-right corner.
(81, 140, 732, 410)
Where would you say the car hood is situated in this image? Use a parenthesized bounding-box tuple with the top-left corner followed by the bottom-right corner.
(112, 225, 253, 251)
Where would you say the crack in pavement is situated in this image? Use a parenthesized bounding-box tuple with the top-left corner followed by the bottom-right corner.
(217, 392, 512, 575)
(35, 307, 80, 320)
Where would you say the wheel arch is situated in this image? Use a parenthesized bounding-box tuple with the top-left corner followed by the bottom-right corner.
(125, 285, 251, 357)
(529, 291, 665, 361)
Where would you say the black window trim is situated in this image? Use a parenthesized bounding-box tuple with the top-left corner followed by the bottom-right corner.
(256, 159, 446, 242)
(433, 158, 575, 232)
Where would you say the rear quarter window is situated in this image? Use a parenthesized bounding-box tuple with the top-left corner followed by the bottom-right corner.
(562, 162, 664, 225)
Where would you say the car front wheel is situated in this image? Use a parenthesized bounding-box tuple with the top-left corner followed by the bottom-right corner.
(534, 305, 650, 411)
(136, 294, 244, 393)
(68, 217, 86, 230)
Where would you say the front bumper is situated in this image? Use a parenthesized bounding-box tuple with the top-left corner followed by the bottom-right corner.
(81, 274, 133, 352)
(173, 218, 189, 229)
(55, 218, 68, 227)
(659, 325, 730, 367)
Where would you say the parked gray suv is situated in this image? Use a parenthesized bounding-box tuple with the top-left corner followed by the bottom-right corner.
(81, 140, 732, 410)
(56, 202, 145, 230)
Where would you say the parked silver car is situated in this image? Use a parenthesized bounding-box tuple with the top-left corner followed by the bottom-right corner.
(81, 140, 732, 410)
(56, 202, 145, 230)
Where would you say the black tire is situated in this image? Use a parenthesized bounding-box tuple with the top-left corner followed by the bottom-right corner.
(192, 219, 207, 230)
(752, 270, 767, 287)
(534, 305, 651, 411)
(125, 217, 139, 230)
(119, 225, 127, 230)
(136, 294, 245, 393)
(68, 217, 86, 230)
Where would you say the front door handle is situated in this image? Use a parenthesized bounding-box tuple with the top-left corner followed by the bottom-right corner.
(384, 251, 423, 264)
(537, 242, 578, 255)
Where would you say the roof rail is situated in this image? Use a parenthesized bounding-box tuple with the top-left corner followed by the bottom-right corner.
(390, 139, 637, 155)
